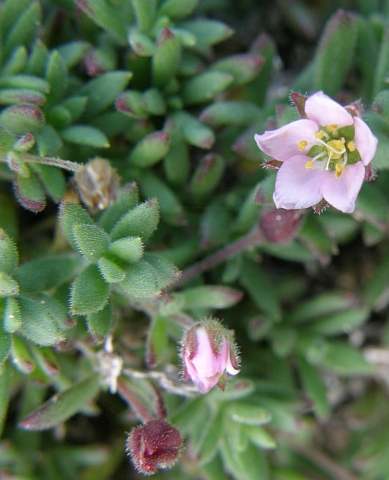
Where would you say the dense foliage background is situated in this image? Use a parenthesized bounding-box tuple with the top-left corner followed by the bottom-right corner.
(2, 0, 389, 478)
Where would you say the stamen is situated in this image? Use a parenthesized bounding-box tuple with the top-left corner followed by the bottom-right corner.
(347, 140, 356, 152)
(325, 151, 333, 170)
(305, 161, 314, 169)
(298, 140, 307, 151)
(327, 124, 338, 132)
(312, 151, 326, 162)
(315, 130, 325, 139)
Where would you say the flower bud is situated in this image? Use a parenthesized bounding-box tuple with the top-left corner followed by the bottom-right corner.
(126, 420, 182, 475)
(75, 157, 120, 210)
(181, 318, 240, 394)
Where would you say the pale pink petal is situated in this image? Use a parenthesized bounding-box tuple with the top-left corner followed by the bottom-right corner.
(273, 155, 326, 209)
(353, 116, 378, 166)
(191, 328, 220, 377)
(305, 91, 353, 128)
(254, 119, 318, 161)
(322, 162, 365, 213)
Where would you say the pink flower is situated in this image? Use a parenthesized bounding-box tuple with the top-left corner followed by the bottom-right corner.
(182, 318, 240, 394)
(254, 91, 378, 213)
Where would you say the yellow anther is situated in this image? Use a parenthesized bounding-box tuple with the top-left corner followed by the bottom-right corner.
(335, 163, 343, 178)
(347, 140, 356, 152)
(305, 160, 314, 169)
(298, 140, 307, 151)
(315, 130, 325, 139)
(327, 124, 338, 132)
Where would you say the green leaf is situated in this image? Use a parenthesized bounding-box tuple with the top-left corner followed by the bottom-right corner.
(211, 54, 263, 87)
(180, 19, 233, 46)
(45, 50, 68, 107)
(10, 335, 35, 373)
(158, 0, 200, 20)
(19, 373, 100, 431)
(13, 171, 46, 213)
(182, 71, 233, 106)
(146, 314, 168, 366)
(59, 201, 95, 250)
(181, 286, 242, 310)
(110, 199, 160, 241)
(16, 254, 84, 293)
(320, 341, 373, 376)
(189, 154, 225, 201)
(72, 224, 109, 262)
(128, 28, 156, 56)
(142, 253, 180, 290)
(97, 256, 126, 283)
(98, 183, 139, 233)
(240, 260, 281, 321)
(128, 131, 170, 167)
(373, 21, 389, 97)
(19, 296, 64, 346)
(245, 426, 276, 450)
(36, 124, 63, 155)
(0, 228, 18, 274)
(61, 125, 109, 148)
(314, 10, 358, 96)
(0, 74, 50, 93)
(199, 101, 262, 127)
(1, 1, 41, 60)
(170, 111, 214, 149)
(0, 361, 11, 436)
(0, 272, 19, 297)
(0, 104, 44, 135)
(297, 356, 330, 418)
(227, 402, 272, 426)
(79, 71, 132, 117)
(152, 28, 181, 87)
(119, 259, 162, 298)
(75, 0, 128, 42)
(3, 297, 22, 333)
(0, 333, 11, 364)
(30, 163, 66, 203)
(70, 264, 110, 315)
(87, 301, 112, 342)
(57, 41, 91, 69)
(306, 308, 369, 336)
(108, 237, 144, 263)
(138, 171, 186, 226)
(131, 0, 156, 32)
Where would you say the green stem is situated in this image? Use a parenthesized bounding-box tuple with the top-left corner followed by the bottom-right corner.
(171, 227, 265, 289)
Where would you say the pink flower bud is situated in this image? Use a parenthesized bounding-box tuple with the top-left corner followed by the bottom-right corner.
(181, 318, 240, 394)
(126, 420, 182, 475)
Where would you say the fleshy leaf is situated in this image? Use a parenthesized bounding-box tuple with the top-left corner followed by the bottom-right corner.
(110, 199, 160, 241)
(72, 224, 109, 262)
(0, 228, 18, 274)
(70, 264, 110, 315)
(19, 373, 100, 431)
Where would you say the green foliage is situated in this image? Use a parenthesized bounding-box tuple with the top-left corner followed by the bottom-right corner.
(1, 0, 389, 479)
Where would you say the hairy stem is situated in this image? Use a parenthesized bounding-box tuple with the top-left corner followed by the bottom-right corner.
(0, 153, 83, 172)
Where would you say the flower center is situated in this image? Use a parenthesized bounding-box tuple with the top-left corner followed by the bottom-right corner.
(302, 124, 361, 178)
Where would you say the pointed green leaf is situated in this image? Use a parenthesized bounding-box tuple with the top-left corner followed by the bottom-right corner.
(0, 104, 44, 135)
(19, 296, 64, 346)
(0, 332, 11, 364)
(79, 71, 132, 117)
(87, 301, 112, 342)
(128, 131, 170, 167)
(0, 361, 11, 436)
(146, 314, 168, 366)
(3, 297, 22, 333)
(19, 373, 100, 431)
(97, 256, 126, 283)
(152, 28, 181, 87)
(211, 54, 263, 87)
(158, 0, 200, 20)
(131, 0, 156, 32)
(0, 272, 19, 297)
(71, 264, 109, 315)
(75, 0, 128, 42)
(61, 125, 109, 148)
(119, 260, 160, 298)
(10, 335, 35, 373)
(110, 199, 159, 241)
(199, 101, 262, 127)
(108, 236, 144, 263)
(227, 403, 272, 426)
(72, 224, 109, 262)
(16, 253, 83, 293)
(0, 228, 18, 274)
(181, 286, 242, 310)
(98, 183, 139, 233)
(59, 201, 95, 250)
(182, 71, 233, 106)
(297, 356, 330, 418)
(314, 10, 358, 96)
(180, 19, 234, 46)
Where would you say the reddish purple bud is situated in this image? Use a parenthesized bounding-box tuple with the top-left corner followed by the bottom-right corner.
(126, 420, 182, 475)
(260, 207, 305, 243)
(290, 92, 308, 118)
(181, 318, 240, 394)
